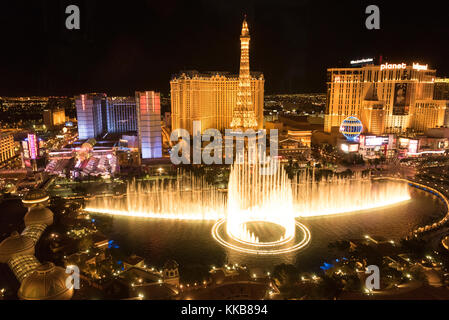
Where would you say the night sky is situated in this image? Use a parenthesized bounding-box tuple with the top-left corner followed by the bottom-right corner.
(1, 0, 449, 96)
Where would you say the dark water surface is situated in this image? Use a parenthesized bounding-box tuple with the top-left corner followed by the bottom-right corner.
(98, 188, 445, 272)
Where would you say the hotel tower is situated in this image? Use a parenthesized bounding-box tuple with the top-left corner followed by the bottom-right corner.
(170, 18, 264, 134)
(75, 93, 107, 140)
(325, 62, 448, 135)
(136, 91, 162, 159)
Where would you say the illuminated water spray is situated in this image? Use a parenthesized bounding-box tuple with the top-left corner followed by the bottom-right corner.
(85, 160, 410, 254)
(226, 157, 296, 245)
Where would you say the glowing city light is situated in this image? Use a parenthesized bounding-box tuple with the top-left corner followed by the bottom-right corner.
(350, 58, 373, 64)
(85, 159, 411, 255)
(226, 157, 296, 246)
(380, 63, 407, 71)
(339, 117, 363, 142)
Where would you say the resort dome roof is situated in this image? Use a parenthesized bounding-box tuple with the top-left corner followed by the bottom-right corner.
(0, 231, 35, 263)
(18, 262, 74, 300)
(24, 206, 54, 226)
(22, 189, 49, 207)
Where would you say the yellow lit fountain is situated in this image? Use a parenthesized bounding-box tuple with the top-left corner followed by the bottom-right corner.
(225, 156, 296, 245)
(212, 156, 311, 255)
(85, 160, 411, 255)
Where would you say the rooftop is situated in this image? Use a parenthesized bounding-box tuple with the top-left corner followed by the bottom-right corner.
(22, 189, 49, 205)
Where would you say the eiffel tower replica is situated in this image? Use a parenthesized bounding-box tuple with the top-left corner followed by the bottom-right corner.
(228, 16, 262, 164)
(230, 16, 258, 131)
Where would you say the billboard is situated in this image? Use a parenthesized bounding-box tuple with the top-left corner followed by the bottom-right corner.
(393, 83, 409, 115)
(364, 136, 383, 146)
(27, 133, 38, 160)
(22, 140, 29, 159)
(349, 144, 359, 152)
(341, 143, 359, 153)
(408, 140, 418, 154)
(361, 135, 389, 147)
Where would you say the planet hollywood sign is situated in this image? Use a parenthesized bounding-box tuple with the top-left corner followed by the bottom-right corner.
(380, 63, 406, 71)
(380, 62, 428, 71)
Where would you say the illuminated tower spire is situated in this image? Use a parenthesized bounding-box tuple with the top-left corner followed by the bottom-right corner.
(230, 16, 258, 130)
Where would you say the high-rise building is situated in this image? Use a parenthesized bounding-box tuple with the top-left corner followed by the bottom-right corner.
(230, 17, 258, 130)
(170, 19, 264, 134)
(412, 100, 447, 132)
(434, 78, 449, 100)
(325, 62, 446, 134)
(136, 91, 162, 159)
(21, 133, 45, 171)
(106, 97, 138, 133)
(75, 93, 107, 140)
(0, 131, 15, 163)
(43, 108, 66, 128)
(433, 78, 449, 127)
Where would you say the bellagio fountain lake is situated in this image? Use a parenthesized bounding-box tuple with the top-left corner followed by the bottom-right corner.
(84, 158, 446, 270)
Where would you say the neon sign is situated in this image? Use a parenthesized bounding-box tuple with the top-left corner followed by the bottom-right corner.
(364, 136, 384, 146)
(351, 58, 374, 64)
(412, 63, 428, 71)
(27, 133, 38, 160)
(408, 140, 418, 154)
(380, 63, 406, 71)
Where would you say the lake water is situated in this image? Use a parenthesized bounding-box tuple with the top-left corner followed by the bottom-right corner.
(96, 188, 445, 273)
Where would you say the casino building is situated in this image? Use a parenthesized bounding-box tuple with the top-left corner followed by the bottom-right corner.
(0, 190, 74, 300)
(106, 96, 138, 134)
(170, 18, 264, 134)
(325, 61, 448, 135)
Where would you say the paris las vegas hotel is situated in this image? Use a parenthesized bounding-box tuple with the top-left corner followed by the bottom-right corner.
(170, 19, 264, 134)
(324, 60, 449, 135)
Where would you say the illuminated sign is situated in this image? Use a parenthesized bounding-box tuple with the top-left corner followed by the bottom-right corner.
(351, 58, 374, 65)
(341, 143, 358, 153)
(22, 140, 29, 159)
(364, 136, 384, 146)
(359, 135, 365, 146)
(380, 63, 406, 71)
(412, 63, 428, 71)
(27, 133, 38, 160)
(349, 144, 359, 152)
(408, 140, 418, 154)
(81, 94, 86, 111)
(334, 75, 341, 83)
(399, 138, 409, 148)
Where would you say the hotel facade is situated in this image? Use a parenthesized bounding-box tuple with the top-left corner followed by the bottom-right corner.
(170, 71, 264, 134)
(136, 91, 162, 159)
(106, 96, 138, 133)
(43, 108, 66, 128)
(324, 62, 448, 135)
(75, 92, 162, 160)
(170, 19, 264, 134)
(0, 131, 15, 164)
(75, 93, 107, 140)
